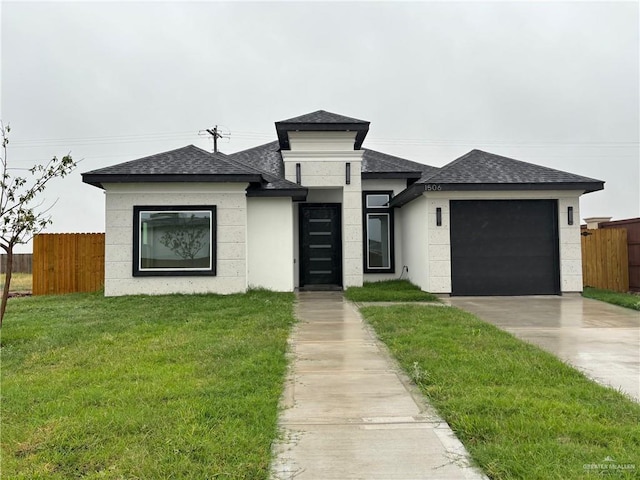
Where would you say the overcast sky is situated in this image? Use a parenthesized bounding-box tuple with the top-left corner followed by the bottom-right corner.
(2, 1, 638, 252)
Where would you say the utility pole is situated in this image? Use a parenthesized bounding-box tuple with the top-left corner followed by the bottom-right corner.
(198, 125, 229, 153)
(206, 126, 223, 153)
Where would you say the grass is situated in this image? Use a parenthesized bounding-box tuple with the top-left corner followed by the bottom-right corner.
(360, 304, 640, 480)
(582, 287, 640, 311)
(1, 273, 32, 292)
(344, 279, 439, 302)
(1, 290, 296, 479)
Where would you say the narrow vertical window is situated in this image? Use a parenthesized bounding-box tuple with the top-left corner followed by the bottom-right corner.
(363, 191, 394, 273)
(367, 213, 390, 268)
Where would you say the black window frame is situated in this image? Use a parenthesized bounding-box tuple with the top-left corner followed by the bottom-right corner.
(133, 205, 217, 277)
(362, 191, 395, 274)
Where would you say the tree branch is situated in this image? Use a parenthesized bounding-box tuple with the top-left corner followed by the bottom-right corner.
(0, 123, 76, 326)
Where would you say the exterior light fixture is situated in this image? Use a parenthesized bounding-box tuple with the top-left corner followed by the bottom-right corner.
(568, 206, 574, 225)
(436, 207, 442, 226)
(295, 163, 301, 185)
(346, 162, 351, 185)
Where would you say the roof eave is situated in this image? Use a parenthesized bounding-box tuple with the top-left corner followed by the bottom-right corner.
(391, 181, 605, 208)
(417, 182, 605, 193)
(362, 171, 423, 180)
(275, 122, 370, 150)
(389, 183, 423, 208)
(81, 173, 263, 188)
(246, 187, 308, 201)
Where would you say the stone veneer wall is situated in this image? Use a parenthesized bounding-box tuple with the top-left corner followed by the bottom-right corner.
(103, 182, 248, 296)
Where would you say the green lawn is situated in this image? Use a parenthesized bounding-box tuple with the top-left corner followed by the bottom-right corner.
(582, 287, 640, 311)
(344, 279, 439, 302)
(360, 304, 640, 480)
(1, 290, 296, 479)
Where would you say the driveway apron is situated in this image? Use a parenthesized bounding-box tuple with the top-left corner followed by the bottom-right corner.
(444, 295, 640, 402)
(270, 292, 487, 480)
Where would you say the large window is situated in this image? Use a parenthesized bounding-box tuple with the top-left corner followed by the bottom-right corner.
(133, 205, 216, 276)
(363, 191, 394, 273)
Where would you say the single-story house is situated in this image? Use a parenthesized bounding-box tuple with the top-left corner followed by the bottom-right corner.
(82, 110, 604, 297)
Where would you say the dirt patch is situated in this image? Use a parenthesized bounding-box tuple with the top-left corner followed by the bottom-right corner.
(7, 291, 32, 298)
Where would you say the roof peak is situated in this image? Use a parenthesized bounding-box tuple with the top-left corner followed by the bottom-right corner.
(418, 149, 603, 189)
(277, 110, 369, 124)
(275, 110, 370, 150)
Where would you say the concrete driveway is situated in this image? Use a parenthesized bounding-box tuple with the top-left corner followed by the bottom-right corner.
(443, 295, 640, 402)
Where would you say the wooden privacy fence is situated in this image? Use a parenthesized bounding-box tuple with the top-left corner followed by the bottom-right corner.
(581, 228, 629, 292)
(33, 233, 105, 295)
(598, 218, 640, 292)
(1, 254, 33, 274)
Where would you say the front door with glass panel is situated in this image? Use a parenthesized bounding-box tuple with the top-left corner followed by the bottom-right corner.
(299, 204, 342, 288)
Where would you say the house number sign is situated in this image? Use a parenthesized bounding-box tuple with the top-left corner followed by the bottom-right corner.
(425, 184, 442, 191)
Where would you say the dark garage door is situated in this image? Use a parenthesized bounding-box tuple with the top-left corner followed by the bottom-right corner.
(450, 200, 560, 296)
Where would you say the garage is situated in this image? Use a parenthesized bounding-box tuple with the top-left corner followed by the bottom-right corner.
(450, 199, 560, 296)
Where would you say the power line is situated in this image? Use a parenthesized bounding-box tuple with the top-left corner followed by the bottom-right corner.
(198, 126, 230, 153)
(10, 129, 197, 143)
(9, 132, 200, 149)
(366, 138, 639, 148)
(6, 128, 638, 150)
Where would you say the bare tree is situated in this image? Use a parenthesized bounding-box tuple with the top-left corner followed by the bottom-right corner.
(159, 214, 208, 261)
(0, 123, 76, 326)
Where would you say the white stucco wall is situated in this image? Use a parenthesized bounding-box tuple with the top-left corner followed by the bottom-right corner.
(247, 197, 294, 291)
(425, 196, 451, 293)
(103, 182, 248, 296)
(413, 190, 585, 294)
(398, 194, 429, 290)
(361, 179, 408, 193)
(343, 185, 363, 288)
(283, 153, 363, 188)
(558, 197, 583, 292)
(306, 189, 343, 203)
(288, 131, 358, 151)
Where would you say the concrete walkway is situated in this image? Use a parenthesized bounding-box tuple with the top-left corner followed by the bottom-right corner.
(270, 292, 487, 480)
(444, 295, 640, 402)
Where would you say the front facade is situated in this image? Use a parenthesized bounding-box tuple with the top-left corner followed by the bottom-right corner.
(83, 110, 603, 297)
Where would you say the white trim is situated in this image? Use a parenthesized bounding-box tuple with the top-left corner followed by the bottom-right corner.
(282, 151, 364, 160)
(366, 194, 390, 208)
(366, 212, 391, 270)
(138, 209, 213, 272)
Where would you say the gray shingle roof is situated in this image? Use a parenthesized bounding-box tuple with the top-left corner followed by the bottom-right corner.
(224, 145, 306, 198)
(391, 149, 604, 207)
(226, 141, 435, 180)
(419, 149, 604, 186)
(83, 145, 258, 177)
(362, 149, 438, 179)
(277, 110, 369, 124)
(83, 114, 604, 209)
(82, 144, 308, 200)
(227, 141, 283, 177)
(275, 110, 370, 150)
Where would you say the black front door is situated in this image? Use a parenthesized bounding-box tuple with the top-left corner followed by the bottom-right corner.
(299, 204, 342, 288)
